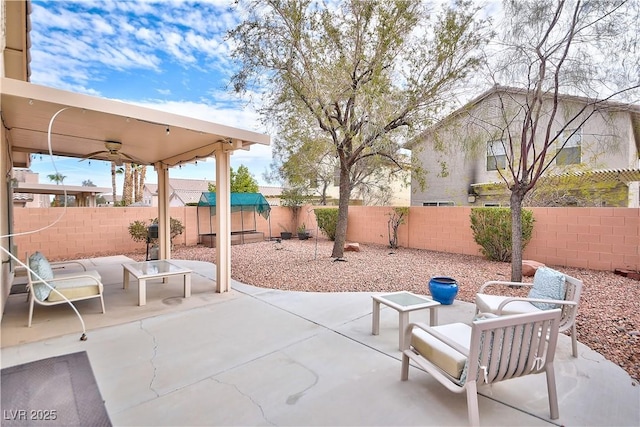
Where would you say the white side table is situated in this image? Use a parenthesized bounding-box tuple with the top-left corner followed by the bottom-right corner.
(372, 291, 440, 350)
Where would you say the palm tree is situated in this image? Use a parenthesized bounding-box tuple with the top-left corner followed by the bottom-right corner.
(47, 173, 66, 206)
(110, 162, 123, 206)
(134, 164, 147, 203)
(47, 173, 66, 185)
(122, 163, 133, 206)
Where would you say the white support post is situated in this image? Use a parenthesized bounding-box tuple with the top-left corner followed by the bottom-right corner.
(215, 150, 232, 293)
(156, 163, 171, 260)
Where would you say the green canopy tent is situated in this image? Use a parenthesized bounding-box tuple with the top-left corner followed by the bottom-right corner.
(197, 192, 272, 245)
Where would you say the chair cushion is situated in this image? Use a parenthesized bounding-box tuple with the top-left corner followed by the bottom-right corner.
(46, 271, 103, 302)
(475, 294, 542, 315)
(528, 267, 566, 310)
(411, 323, 470, 380)
(28, 252, 55, 301)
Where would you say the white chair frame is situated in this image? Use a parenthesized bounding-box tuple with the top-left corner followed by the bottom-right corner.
(26, 255, 106, 327)
(475, 273, 582, 357)
(401, 309, 562, 427)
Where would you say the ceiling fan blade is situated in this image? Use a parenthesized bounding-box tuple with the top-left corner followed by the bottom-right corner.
(121, 152, 148, 165)
(79, 150, 108, 161)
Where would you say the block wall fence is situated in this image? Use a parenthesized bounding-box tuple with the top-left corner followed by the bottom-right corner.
(11, 205, 639, 272)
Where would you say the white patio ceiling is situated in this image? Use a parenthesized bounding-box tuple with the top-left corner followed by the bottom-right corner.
(1, 77, 269, 169)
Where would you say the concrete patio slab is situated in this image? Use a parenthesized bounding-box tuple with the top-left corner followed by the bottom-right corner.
(2, 258, 638, 426)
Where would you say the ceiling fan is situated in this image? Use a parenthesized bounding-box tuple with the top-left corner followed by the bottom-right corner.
(80, 141, 144, 166)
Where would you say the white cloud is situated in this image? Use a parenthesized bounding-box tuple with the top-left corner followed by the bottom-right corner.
(28, 1, 273, 187)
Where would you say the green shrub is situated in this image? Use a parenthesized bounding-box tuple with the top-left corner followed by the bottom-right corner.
(128, 220, 149, 243)
(128, 217, 185, 245)
(470, 207, 534, 262)
(314, 208, 339, 241)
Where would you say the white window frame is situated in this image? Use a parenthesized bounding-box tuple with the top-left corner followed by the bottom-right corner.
(487, 140, 507, 171)
(556, 128, 582, 165)
(422, 201, 455, 207)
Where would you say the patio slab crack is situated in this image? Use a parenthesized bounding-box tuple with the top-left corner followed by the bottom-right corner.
(211, 378, 276, 426)
(138, 319, 160, 398)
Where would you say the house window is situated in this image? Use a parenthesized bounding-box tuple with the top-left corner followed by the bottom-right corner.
(487, 140, 506, 171)
(423, 201, 455, 206)
(333, 167, 340, 186)
(557, 128, 582, 165)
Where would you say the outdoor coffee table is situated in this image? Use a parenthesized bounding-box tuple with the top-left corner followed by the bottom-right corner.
(372, 291, 440, 350)
(122, 260, 192, 306)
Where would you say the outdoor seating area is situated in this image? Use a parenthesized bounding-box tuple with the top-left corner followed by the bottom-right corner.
(1, 256, 638, 426)
(475, 267, 583, 357)
(24, 252, 106, 328)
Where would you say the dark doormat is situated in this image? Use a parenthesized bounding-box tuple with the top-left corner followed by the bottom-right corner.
(1, 351, 111, 426)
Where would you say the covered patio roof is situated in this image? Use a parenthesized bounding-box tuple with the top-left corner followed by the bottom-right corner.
(1, 77, 269, 169)
(1, 76, 270, 292)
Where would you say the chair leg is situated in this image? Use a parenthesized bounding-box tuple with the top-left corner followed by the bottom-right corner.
(100, 295, 106, 314)
(545, 364, 559, 420)
(28, 297, 35, 328)
(465, 381, 480, 427)
(571, 324, 578, 357)
(401, 352, 410, 381)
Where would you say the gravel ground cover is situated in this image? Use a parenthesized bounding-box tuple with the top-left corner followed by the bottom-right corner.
(92, 237, 639, 383)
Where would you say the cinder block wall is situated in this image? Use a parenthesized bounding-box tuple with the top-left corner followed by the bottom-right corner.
(523, 207, 639, 271)
(343, 206, 639, 272)
(11, 205, 639, 271)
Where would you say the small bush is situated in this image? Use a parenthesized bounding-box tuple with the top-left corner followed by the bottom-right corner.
(388, 207, 409, 249)
(314, 208, 339, 241)
(128, 220, 149, 243)
(470, 207, 534, 262)
(128, 217, 185, 246)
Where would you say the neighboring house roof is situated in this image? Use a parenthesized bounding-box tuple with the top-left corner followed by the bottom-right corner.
(408, 84, 640, 150)
(102, 195, 122, 203)
(144, 178, 282, 205)
(258, 186, 282, 197)
(12, 193, 34, 202)
(174, 189, 206, 205)
(13, 182, 111, 197)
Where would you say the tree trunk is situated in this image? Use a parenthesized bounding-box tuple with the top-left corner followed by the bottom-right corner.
(510, 190, 525, 281)
(331, 166, 351, 258)
(133, 167, 139, 202)
(136, 166, 146, 203)
(122, 163, 133, 206)
(110, 162, 117, 206)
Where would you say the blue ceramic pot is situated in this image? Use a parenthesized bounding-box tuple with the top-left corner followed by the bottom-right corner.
(429, 276, 459, 305)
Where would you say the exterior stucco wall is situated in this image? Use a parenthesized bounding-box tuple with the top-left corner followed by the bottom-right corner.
(411, 91, 639, 207)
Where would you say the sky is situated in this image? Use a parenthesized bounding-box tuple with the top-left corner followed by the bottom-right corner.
(27, 0, 272, 190)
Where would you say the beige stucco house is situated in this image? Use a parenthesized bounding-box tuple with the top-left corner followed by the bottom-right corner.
(411, 85, 640, 207)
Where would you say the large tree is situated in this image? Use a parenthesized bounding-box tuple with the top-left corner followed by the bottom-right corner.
(230, 0, 490, 258)
(474, 0, 639, 280)
(208, 165, 259, 193)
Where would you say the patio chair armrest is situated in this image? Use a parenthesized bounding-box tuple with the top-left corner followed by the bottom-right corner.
(49, 260, 87, 271)
(478, 280, 533, 293)
(497, 298, 577, 314)
(404, 322, 470, 356)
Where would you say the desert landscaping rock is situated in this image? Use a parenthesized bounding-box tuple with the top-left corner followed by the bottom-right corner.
(76, 237, 639, 383)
